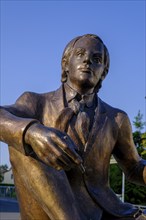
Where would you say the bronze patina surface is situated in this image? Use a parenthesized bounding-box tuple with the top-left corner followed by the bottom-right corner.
(0, 34, 146, 220)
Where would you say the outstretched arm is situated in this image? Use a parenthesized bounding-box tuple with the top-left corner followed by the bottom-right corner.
(0, 107, 38, 154)
(0, 92, 82, 170)
(0, 91, 39, 153)
(113, 115, 146, 186)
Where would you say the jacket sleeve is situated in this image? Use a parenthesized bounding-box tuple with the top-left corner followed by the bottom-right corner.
(0, 92, 40, 154)
(113, 114, 146, 186)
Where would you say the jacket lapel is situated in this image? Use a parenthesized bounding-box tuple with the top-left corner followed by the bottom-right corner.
(83, 96, 107, 160)
(51, 85, 65, 113)
(51, 90, 108, 161)
(52, 86, 75, 132)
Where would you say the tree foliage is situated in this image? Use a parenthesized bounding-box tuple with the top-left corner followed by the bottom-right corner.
(110, 111, 146, 205)
(133, 110, 146, 132)
(0, 164, 8, 183)
(141, 133, 146, 159)
(110, 164, 146, 205)
(133, 110, 146, 159)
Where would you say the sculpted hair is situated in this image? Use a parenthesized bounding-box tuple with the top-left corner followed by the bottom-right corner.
(61, 34, 110, 92)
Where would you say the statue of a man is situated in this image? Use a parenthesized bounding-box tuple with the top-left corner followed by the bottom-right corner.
(0, 34, 146, 220)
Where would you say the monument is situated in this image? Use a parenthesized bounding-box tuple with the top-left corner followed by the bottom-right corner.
(0, 34, 146, 220)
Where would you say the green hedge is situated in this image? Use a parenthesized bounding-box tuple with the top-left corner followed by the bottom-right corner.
(110, 164, 146, 205)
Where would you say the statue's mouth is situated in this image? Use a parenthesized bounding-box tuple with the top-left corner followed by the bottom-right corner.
(78, 67, 93, 74)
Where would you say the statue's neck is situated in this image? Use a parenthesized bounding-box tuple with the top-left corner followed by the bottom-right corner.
(65, 81, 95, 96)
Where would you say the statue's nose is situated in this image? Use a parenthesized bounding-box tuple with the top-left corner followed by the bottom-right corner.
(83, 55, 92, 64)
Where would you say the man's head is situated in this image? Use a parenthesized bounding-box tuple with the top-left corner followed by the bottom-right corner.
(61, 34, 110, 93)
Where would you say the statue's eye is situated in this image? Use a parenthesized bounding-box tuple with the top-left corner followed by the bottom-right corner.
(75, 49, 85, 57)
(77, 52, 83, 57)
(93, 56, 102, 64)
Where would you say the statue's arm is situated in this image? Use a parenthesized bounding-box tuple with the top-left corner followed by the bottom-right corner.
(0, 92, 39, 154)
(0, 92, 82, 170)
(113, 115, 146, 186)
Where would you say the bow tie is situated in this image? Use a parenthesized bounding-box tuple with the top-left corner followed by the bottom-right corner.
(64, 82, 95, 108)
(69, 99, 86, 114)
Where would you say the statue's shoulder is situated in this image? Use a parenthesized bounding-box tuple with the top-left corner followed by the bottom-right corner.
(17, 87, 61, 103)
(15, 87, 63, 112)
(99, 98, 128, 123)
(40, 86, 63, 103)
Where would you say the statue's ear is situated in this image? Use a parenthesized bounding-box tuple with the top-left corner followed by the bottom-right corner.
(101, 75, 105, 81)
(62, 57, 67, 69)
(61, 70, 68, 83)
(101, 66, 108, 81)
(62, 57, 69, 73)
(65, 68, 69, 74)
(101, 71, 106, 81)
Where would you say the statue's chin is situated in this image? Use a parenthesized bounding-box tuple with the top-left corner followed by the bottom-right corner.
(66, 77, 96, 93)
(77, 77, 95, 89)
(74, 81, 95, 95)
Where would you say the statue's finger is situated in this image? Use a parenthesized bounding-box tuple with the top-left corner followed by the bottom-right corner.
(53, 134, 82, 165)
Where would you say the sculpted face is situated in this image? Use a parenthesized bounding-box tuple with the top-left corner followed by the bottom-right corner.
(66, 37, 105, 94)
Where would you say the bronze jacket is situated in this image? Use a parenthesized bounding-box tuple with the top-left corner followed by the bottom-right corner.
(0, 85, 146, 219)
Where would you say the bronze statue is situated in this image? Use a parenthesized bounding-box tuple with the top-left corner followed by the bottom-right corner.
(0, 34, 146, 220)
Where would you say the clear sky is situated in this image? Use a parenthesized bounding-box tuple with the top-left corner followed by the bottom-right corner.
(0, 0, 146, 167)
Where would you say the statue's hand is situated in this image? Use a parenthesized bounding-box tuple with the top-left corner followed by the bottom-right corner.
(136, 214, 146, 220)
(135, 209, 146, 220)
(24, 123, 82, 170)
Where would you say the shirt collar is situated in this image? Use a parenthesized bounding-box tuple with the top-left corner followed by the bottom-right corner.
(64, 83, 96, 108)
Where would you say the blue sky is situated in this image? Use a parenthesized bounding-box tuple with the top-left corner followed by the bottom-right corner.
(0, 0, 146, 167)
